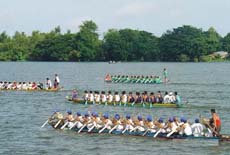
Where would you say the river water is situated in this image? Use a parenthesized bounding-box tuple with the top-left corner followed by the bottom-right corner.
(0, 62, 230, 155)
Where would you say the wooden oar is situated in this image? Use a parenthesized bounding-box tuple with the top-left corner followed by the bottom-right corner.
(41, 120, 49, 128)
(153, 129, 162, 138)
(69, 121, 78, 130)
(54, 120, 62, 128)
(109, 125, 118, 133)
(122, 127, 128, 134)
(166, 129, 177, 137)
(99, 124, 108, 133)
(130, 126, 139, 132)
(60, 122, 69, 129)
(78, 124, 87, 133)
(88, 124, 96, 132)
(200, 117, 220, 137)
(142, 128, 150, 136)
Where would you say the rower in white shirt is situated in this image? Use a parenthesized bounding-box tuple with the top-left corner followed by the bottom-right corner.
(94, 91, 100, 103)
(70, 112, 84, 129)
(112, 114, 124, 131)
(179, 117, 192, 136)
(107, 91, 113, 103)
(17, 82, 22, 89)
(163, 92, 170, 103)
(168, 92, 176, 103)
(165, 117, 178, 133)
(22, 82, 27, 90)
(54, 74, 60, 86)
(114, 92, 120, 105)
(191, 118, 205, 137)
(7, 82, 13, 89)
(122, 114, 134, 132)
(46, 78, 52, 89)
(100, 113, 113, 130)
(0, 81, 3, 89)
(132, 115, 145, 132)
(121, 91, 128, 104)
(83, 91, 89, 101)
(101, 91, 107, 103)
(89, 91, 94, 102)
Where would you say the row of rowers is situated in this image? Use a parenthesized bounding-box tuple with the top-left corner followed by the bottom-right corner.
(0, 81, 44, 90)
(49, 110, 214, 137)
(72, 90, 181, 104)
(0, 78, 59, 90)
(105, 74, 162, 82)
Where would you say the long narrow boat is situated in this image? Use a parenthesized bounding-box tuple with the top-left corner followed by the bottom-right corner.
(66, 96, 182, 108)
(48, 121, 230, 143)
(0, 87, 62, 92)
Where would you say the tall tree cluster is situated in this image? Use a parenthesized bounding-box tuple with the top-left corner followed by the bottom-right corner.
(0, 21, 229, 62)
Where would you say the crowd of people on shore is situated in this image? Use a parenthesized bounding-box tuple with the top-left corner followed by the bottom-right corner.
(47, 109, 221, 138)
(71, 90, 181, 104)
(0, 74, 60, 90)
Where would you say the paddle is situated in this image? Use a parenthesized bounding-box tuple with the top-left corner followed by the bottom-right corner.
(41, 120, 49, 128)
(153, 129, 162, 138)
(88, 124, 95, 132)
(69, 121, 78, 130)
(99, 124, 109, 133)
(130, 126, 139, 132)
(54, 120, 62, 128)
(109, 125, 118, 133)
(166, 129, 177, 137)
(122, 127, 128, 134)
(200, 117, 220, 137)
(60, 121, 69, 129)
(78, 124, 87, 133)
(142, 128, 150, 136)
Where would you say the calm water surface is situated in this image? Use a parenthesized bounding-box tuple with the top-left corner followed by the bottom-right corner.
(0, 62, 230, 155)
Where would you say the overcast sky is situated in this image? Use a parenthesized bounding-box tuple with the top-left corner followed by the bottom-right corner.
(0, 0, 230, 37)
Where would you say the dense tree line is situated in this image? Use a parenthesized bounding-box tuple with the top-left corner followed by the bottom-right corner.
(0, 20, 229, 62)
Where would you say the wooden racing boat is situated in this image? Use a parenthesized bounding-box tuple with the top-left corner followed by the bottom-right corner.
(48, 121, 230, 143)
(66, 96, 182, 108)
(0, 87, 62, 92)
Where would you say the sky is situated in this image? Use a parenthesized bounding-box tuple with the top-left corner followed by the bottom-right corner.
(0, 0, 230, 37)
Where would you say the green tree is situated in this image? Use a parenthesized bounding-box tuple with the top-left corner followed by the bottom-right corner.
(75, 20, 102, 61)
(222, 33, 230, 52)
(160, 25, 208, 61)
(204, 27, 222, 54)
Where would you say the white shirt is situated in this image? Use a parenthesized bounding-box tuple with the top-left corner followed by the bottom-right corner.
(47, 80, 52, 88)
(55, 76, 60, 83)
(121, 94, 127, 103)
(84, 93, 89, 100)
(22, 83, 27, 89)
(163, 95, 170, 103)
(101, 94, 107, 102)
(169, 95, 176, 103)
(182, 123, 192, 136)
(115, 95, 120, 102)
(89, 94, 94, 102)
(95, 94, 100, 102)
(7, 83, 12, 89)
(17, 84, 22, 89)
(107, 94, 113, 102)
(191, 123, 204, 137)
(0, 83, 3, 88)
